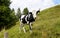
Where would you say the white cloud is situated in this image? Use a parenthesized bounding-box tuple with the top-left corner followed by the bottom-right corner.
(40, 0, 55, 10)
(10, 0, 55, 12)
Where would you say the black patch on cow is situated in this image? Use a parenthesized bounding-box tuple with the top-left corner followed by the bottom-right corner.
(27, 12, 35, 23)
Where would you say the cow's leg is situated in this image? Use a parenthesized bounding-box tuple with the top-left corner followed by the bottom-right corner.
(23, 26, 26, 33)
(20, 22, 26, 33)
(29, 23, 32, 33)
(19, 21, 23, 33)
(27, 21, 29, 24)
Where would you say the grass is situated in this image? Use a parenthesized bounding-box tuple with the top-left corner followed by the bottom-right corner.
(0, 5, 60, 38)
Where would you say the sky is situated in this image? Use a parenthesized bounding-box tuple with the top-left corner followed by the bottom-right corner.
(10, 0, 60, 12)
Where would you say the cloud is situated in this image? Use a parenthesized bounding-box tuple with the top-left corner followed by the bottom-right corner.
(10, 0, 56, 12)
(40, 0, 55, 10)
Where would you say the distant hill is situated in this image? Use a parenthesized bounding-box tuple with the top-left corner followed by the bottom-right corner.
(0, 5, 60, 38)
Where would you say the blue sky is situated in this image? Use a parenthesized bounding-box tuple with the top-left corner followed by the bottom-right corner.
(53, 0, 60, 4)
(10, 0, 60, 12)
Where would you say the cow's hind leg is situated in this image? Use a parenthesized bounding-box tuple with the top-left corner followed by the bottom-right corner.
(20, 22, 26, 33)
(23, 26, 26, 33)
(29, 23, 32, 33)
(19, 21, 23, 33)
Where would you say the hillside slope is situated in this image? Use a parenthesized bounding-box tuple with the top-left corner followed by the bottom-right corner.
(0, 5, 60, 38)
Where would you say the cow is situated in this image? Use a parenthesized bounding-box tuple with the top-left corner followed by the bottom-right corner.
(19, 10, 40, 33)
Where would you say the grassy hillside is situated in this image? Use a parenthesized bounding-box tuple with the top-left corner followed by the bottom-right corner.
(0, 5, 60, 38)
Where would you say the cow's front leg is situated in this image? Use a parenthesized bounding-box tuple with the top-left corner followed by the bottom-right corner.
(29, 23, 32, 33)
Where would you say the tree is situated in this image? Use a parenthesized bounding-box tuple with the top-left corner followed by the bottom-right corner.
(23, 8, 29, 15)
(0, 0, 12, 38)
(10, 8, 17, 22)
(0, 0, 11, 28)
(0, 0, 16, 30)
(11, 8, 16, 20)
(0, 0, 18, 38)
(16, 8, 21, 18)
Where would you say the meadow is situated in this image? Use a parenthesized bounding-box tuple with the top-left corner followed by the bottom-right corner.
(0, 5, 60, 38)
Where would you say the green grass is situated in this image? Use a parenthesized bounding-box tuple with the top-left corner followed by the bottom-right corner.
(0, 5, 60, 38)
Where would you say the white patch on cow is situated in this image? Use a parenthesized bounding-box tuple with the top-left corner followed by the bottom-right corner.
(25, 15, 29, 24)
(32, 10, 37, 19)
(21, 15, 25, 21)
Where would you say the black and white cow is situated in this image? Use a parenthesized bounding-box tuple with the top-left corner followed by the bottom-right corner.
(19, 10, 40, 33)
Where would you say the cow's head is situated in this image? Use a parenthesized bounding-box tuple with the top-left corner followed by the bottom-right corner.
(32, 10, 40, 19)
